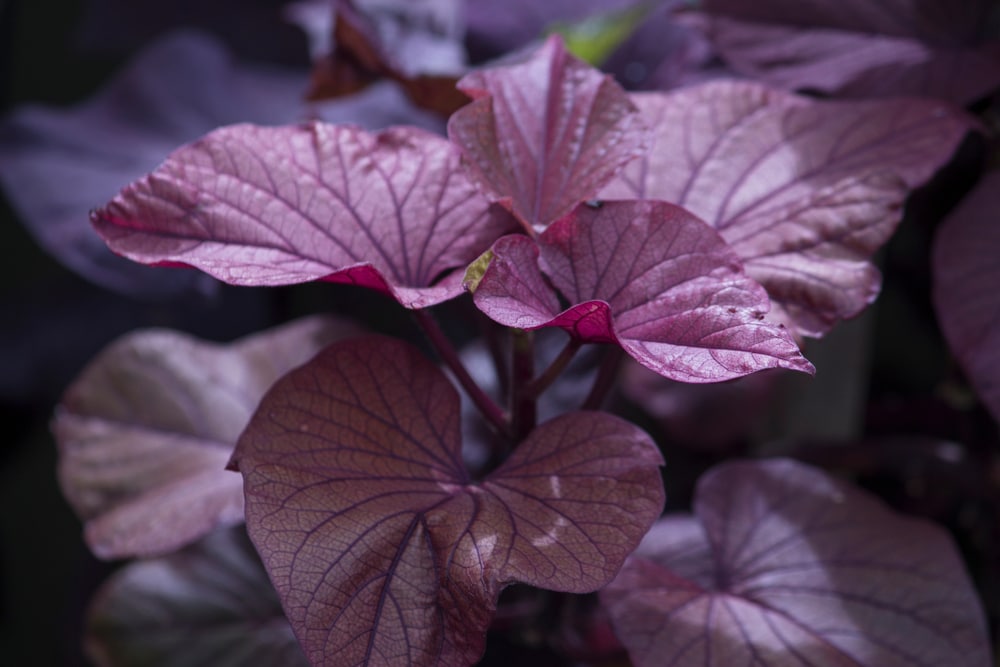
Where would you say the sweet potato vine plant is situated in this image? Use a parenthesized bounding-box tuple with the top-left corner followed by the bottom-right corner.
(50, 29, 993, 667)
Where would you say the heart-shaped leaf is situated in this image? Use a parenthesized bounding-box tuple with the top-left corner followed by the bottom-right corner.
(448, 35, 647, 230)
(230, 335, 664, 667)
(91, 122, 516, 308)
(602, 81, 975, 337)
(601, 458, 992, 667)
(53, 315, 358, 559)
(933, 170, 1000, 423)
(86, 526, 308, 667)
(471, 200, 813, 382)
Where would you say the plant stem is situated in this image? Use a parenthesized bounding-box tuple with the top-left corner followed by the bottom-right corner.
(582, 346, 625, 410)
(510, 329, 537, 441)
(413, 309, 511, 437)
(523, 337, 582, 400)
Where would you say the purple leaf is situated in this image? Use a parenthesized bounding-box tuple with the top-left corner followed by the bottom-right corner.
(53, 315, 358, 559)
(471, 200, 813, 382)
(602, 458, 992, 667)
(91, 123, 516, 308)
(448, 35, 648, 230)
(230, 336, 664, 667)
(705, 17, 1000, 104)
(933, 171, 1000, 423)
(602, 82, 975, 337)
(0, 31, 443, 298)
(86, 527, 308, 667)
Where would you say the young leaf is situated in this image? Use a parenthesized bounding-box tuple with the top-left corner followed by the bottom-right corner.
(53, 315, 358, 559)
(91, 123, 516, 308)
(602, 81, 975, 337)
(602, 458, 992, 667)
(471, 200, 813, 382)
(86, 527, 308, 667)
(933, 171, 1000, 423)
(447, 35, 647, 230)
(230, 336, 664, 667)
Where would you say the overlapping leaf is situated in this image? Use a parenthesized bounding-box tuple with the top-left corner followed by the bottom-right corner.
(698, 0, 1000, 103)
(933, 171, 1000, 423)
(602, 81, 975, 337)
(53, 315, 357, 559)
(602, 458, 992, 667)
(230, 336, 664, 667)
(86, 527, 308, 667)
(448, 35, 648, 230)
(470, 200, 813, 382)
(92, 123, 516, 308)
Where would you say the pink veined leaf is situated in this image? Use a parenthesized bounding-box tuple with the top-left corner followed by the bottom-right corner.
(91, 122, 517, 309)
(53, 315, 358, 559)
(601, 458, 993, 667)
(601, 81, 975, 337)
(85, 527, 308, 667)
(229, 336, 664, 667)
(933, 170, 1000, 424)
(447, 34, 648, 231)
(470, 200, 813, 382)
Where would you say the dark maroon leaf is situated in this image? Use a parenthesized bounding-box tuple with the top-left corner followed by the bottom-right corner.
(91, 123, 515, 308)
(602, 458, 992, 667)
(933, 171, 1000, 423)
(705, 17, 1000, 104)
(300, 0, 470, 115)
(0, 31, 443, 298)
(230, 336, 664, 667)
(470, 200, 813, 382)
(602, 82, 975, 337)
(86, 527, 308, 667)
(448, 35, 648, 230)
(53, 315, 358, 559)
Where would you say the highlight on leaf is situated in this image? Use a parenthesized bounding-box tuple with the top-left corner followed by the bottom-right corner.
(230, 335, 665, 667)
(601, 80, 975, 338)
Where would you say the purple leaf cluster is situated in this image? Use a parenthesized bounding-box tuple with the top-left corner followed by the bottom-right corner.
(23, 4, 998, 665)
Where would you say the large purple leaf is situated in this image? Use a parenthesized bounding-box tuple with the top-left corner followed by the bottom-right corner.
(601, 82, 975, 337)
(471, 200, 813, 382)
(86, 527, 308, 667)
(91, 123, 516, 308)
(230, 336, 664, 667)
(0, 31, 444, 298)
(933, 171, 1000, 423)
(53, 315, 358, 559)
(602, 458, 992, 667)
(448, 35, 648, 231)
